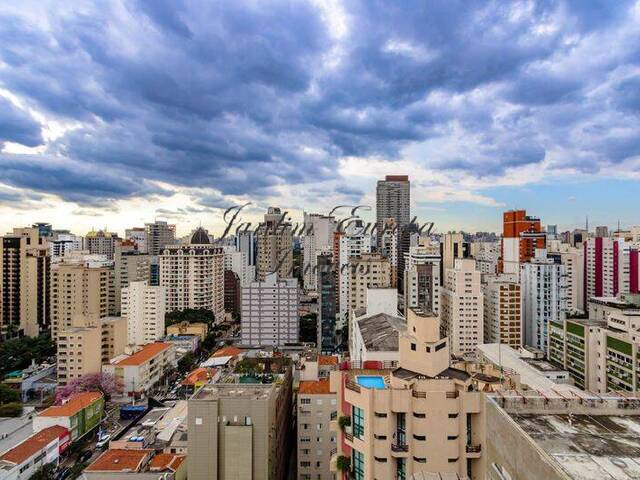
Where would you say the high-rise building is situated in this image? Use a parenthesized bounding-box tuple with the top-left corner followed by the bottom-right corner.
(334, 221, 372, 328)
(396, 222, 419, 294)
(125, 227, 147, 253)
(482, 275, 522, 348)
(403, 242, 441, 315)
(302, 213, 336, 291)
(501, 210, 545, 275)
(223, 270, 241, 318)
(547, 241, 585, 314)
(256, 207, 293, 281)
(50, 257, 113, 340)
(145, 221, 176, 256)
(113, 240, 150, 314)
(223, 246, 254, 287)
(56, 316, 127, 385)
(85, 230, 120, 260)
(471, 241, 500, 275)
(440, 258, 483, 355)
(376, 175, 410, 248)
(330, 308, 498, 480)
(584, 237, 632, 306)
(122, 280, 166, 346)
(240, 272, 299, 346)
(187, 371, 292, 480)
(236, 230, 256, 266)
(159, 228, 225, 321)
(317, 254, 337, 353)
(49, 232, 84, 259)
(521, 249, 566, 352)
(0, 227, 50, 338)
(595, 225, 609, 238)
(348, 253, 392, 313)
(379, 218, 398, 287)
(440, 233, 470, 285)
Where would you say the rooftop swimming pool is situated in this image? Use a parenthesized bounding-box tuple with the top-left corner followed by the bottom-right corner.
(356, 375, 386, 389)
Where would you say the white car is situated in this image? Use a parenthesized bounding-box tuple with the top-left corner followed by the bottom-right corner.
(96, 434, 111, 449)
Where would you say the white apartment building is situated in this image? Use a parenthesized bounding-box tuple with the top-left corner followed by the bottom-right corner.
(125, 227, 147, 253)
(159, 227, 225, 321)
(113, 241, 150, 314)
(223, 246, 254, 287)
(336, 221, 372, 326)
(403, 243, 441, 315)
(440, 258, 483, 355)
(471, 241, 500, 275)
(521, 249, 567, 353)
(122, 281, 166, 346)
(348, 254, 391, 313)
(49, 233, 84, 259)
(548, 240, 584, 314)
(482, 275, 522, 348)
(240, 272, 299, 346)
(584, 237, 631, 302)
(302, 213, 336, 292)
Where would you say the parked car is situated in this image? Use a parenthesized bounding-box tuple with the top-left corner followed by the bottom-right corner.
(96, 434, 111, 449)
(56, 468, 72, 480)
(78, 450, 93, 463)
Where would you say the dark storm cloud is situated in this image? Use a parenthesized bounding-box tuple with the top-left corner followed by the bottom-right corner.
(0, 0, 638, 204)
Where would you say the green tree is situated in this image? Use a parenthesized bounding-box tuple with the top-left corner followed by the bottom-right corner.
(0, 334, 55, 377)
(0, 384, 20, 404)
(177, 352, 197, 374)
(0, 402, 23, 417)
(165, 308, 215, 329)
(28, 463, 56, 480)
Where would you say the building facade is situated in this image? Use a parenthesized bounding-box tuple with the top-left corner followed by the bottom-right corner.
(302, 213, 336, 292)
(482, 275, 522, 348)
(348, 254, 391, 313)
(145, 221, 176, 256)
(122, 281, 166, 346)
(376, 175, 410, 248)
(256, 207, 293, 281)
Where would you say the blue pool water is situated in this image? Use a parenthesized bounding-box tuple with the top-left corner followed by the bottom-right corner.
(356, 375, 385, 389)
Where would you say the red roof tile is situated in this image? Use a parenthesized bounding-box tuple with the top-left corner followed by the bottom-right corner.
(38, 391, 103, 417)
(211, 346, 243, 358)
(0, 426, 68, 464)
(85, 449, 152, 472)
(319, 355, 338, 366)
(115, 343, 171, 366)
(149, 453, 186, 471)
(298, 379, 332, 394)
(181, 367, 217, 386)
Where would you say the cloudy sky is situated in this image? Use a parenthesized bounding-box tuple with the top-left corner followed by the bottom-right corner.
(1, 0, 639, 236)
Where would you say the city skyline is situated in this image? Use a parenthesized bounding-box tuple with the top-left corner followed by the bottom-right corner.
(1, 1, 639, 235)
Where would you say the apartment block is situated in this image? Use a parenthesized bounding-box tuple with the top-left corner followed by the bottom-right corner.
(159, 228, 224, 321)
(502, 210, 545, 276)
(547, 240, 585, 314)
(240, 272, 299, 346)
(223, 246, 254, 287)
(113, 240, 150, 314)
(256, 207, 293, 281)
(376, 175, 410, 248)
(329, 308, 492, 480)
(521, 249, 566, 352)
(440, 233, 470, 284)
(49, 232, 83, 259)
(584, 237, 632, 305)
(56, 316, 127, 385)
(85, 230, 120, 260)
(122, 280, 166, 346)
(471, 241, 500, 275)
(0, 227, 50, 338)
(317, 253, 337, 353)
(145, 221, 176, 256)
(187, 372, 292, 480)
(125, 227, 147, 253)
(302, 212, 336, 291)
(297, 378, 337, 480)
(34, 391, 104, 441)
(103, 342, 176, 398)
(440, 258, 483, 355)
(482, 275, 521, 348)
(348, 254, 391, 313)
(50, 259, 113, 340)
(379, 218, 398, 288)
(403, 243, 440, 315)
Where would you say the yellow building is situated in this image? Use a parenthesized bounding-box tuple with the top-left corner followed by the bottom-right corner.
(166, 321, 208, 341)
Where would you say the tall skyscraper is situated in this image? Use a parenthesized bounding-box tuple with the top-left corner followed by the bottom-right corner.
(583, 237, 633, 305)
(317, 253, 337, 353)
(0, 227, 50, 338)
(403, 242, 441, 315)
(302, 212, 336, 291)
(113, 240, 150, 314)
(236, 230, 256, 266)
(521, 249, 566, 352)
(501, 210, 545, 275)
(256, 207, 293, 281)
(376, 175, 410, 247)
(440, 233, 470, 286)
(482, 275, 522, 348)
(145, 220, 176, 256)
(396, 222, 419, 294)
(122, 280, 166, 346)
(159, 227, 225, 321)
(349, 253, 392, 312)
(440, 258, 483, 355)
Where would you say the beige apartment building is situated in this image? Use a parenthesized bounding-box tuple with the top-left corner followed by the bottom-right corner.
(103, 342, 176, 398)
(441, 258, 483, 355)
(482, 275, 521, 348)
(187, 370, 293, 480)
(145, 220, 176, 256)
(50, 260, 113, 340)
(330, 308, 497, 480)
(547, 240, 585, 314)
(85, 229, 120, 260)
(122, 280, 166, 346)
(256, 207, 293, 281)
(349, 254, 391, 312)
(159, 228, 224, 321)
(0, 227, 50, 338)
(57, 316, 127, 385)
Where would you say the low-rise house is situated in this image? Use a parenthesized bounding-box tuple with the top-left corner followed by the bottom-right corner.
(166, 321, 208, 341)
(200, 346, 244, 368)
(82, 449, 186, 479)
(33, 392, 104, 442)
(0, 425, 70, 480)
(103, 343, 176, 398)
(181, 368, 219, 393)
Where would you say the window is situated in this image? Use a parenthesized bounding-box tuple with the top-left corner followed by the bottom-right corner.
(301, 398, 311, 404)
(411, 343, 416, 351)
(353, 406, 365, 439)
(353, 449, 365, 480)
(397, 458, 406, 480)
(413, 412, 426, 418)
(413, 457, 427, 463)
(374, 412, 387, 418)
(413, 434, 426, 441)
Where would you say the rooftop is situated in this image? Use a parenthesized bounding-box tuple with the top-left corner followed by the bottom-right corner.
(114, 343, 171, 366)
(211, 346, 243, 358)
(85, 449, 152, 472)
(356, 313, 405, 352)
(149, 453, 185, 472)
(318, 355, 338, 366)
(512, 412, 640, 479)
(299, 379, 331, 395)
(193, 383, 275, 401)
(182, 367, 218, 386)
(0, 426, 68, 465)
(38, 391, 103, 417)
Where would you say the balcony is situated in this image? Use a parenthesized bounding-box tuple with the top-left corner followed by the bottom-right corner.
(344, 431, 354, 443)
(391, 443, 409, 457)
(466, 444, 482, 458)
(345, 380, 361, 393)
(446, 391, 459, 399)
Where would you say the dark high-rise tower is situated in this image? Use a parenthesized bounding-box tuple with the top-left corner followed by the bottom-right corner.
(376, 175, 410, 247)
